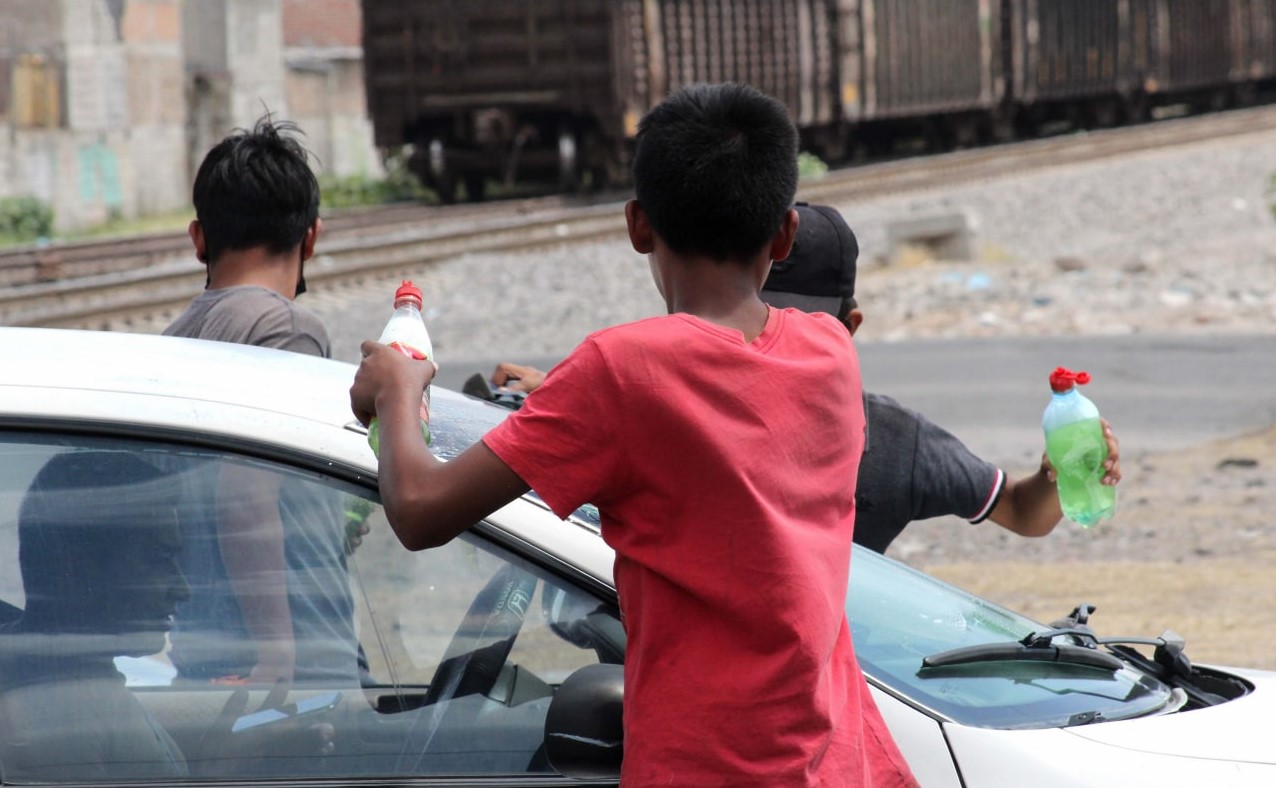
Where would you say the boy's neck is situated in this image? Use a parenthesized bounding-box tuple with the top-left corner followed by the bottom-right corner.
(659, 252, 773, 342)
(207, 248, 302, 299)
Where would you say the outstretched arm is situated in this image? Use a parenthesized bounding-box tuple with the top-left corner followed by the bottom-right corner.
(352, 342, 530, 550)
(990, 418, 1121, 537)
(490, 362, 547, 394)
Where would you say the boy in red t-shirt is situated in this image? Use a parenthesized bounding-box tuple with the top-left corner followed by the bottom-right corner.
(349, 82, 916, 787)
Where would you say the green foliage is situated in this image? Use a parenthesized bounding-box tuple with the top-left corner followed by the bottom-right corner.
(798, 151, 830, 181)
(0, 196, 54, 245)
(319, 149, 431, 209)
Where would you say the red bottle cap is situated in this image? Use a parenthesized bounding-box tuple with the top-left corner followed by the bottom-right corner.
(1049, 366, 1092, 393)
(393, 280, 423, 309)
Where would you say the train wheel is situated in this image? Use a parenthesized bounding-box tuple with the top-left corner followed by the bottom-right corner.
(580, 132, 617, 194)
(947, 115, 981, 150)
(1086, 99, 1120, 130)
(1122, 94, 1150, 125)
(464, 174, 487, 202)
(414, 138, 458, 204)
(1233, 83, 1257, 109)
(558, 129, 580, 193)
(986, 111, 1016, 144)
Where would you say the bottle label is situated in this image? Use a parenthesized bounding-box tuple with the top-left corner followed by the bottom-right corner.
(384, 340, 431, 434)
(387, 340, 427, 361)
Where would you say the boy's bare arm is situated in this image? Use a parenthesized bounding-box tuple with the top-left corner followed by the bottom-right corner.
(988, 465, 1063, 537)
(351, 341, 530, 550)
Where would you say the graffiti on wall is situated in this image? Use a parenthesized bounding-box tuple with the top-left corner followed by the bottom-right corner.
(77, 143, 123, 211)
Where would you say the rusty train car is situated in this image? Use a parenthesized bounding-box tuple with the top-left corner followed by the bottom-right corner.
(362, 0, 1276, 201)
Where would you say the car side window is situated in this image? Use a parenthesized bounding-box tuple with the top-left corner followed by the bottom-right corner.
(347, 507, 623, 777)
(0, 434, 623, 783)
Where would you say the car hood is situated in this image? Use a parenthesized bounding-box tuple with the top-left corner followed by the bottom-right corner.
(945, 666, 1276, 788)
(1062, 665, 1276, 764)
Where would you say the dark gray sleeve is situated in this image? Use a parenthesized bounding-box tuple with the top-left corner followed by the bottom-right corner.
(910, 411, 1005, 523)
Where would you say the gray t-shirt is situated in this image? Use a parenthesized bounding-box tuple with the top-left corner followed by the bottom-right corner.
(854, 393, 1006, 553)
(0, 658, 187, 781)
(163, 285, 355, 683)
(163, 286, 331, 358)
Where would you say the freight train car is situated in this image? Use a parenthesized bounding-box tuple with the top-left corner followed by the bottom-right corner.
(1007, 0, 1133, 129)
(362, 0, 846, 201)
(847, 0, 1004, 150)
(362, 0, 1276, 200)
(1135, 0, 1249, 104)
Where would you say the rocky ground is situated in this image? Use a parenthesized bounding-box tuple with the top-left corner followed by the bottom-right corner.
(819, 128, 1276, 669)
(310, 119, 1276, 669)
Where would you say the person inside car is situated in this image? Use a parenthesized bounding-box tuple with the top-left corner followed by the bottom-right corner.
(0, 452, 192, 781)
(488, 203, 1124, 554)
(351, 82, 917, 786)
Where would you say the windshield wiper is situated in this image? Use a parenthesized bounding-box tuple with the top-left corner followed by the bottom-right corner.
(921, 637, 1124, 671)
(921, 602, 1194, 679)
(920, 621, 1182, 672)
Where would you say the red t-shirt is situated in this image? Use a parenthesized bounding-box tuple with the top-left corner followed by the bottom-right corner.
(484, 308, 916, 787)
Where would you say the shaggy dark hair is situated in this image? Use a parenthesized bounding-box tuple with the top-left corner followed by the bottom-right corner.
(192, 114, 320, 263)
(632, 83, 799, 262)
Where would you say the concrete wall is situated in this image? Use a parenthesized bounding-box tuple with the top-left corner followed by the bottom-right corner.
(284, 55, 382, 179)
(0, 0, 187, 232)
(0, 0, 385, 234)
(122, 0, 186, 215)
(184, 0, 287, 133)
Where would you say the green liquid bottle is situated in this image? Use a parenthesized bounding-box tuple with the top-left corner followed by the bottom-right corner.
(1043, 367, 1116, 528)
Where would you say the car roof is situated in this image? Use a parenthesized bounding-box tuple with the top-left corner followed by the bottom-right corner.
(0, 326, 505, 462)
(0, 327, 615, 586)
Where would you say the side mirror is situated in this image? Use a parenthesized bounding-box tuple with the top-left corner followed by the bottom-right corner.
(544, 663, 624, 780)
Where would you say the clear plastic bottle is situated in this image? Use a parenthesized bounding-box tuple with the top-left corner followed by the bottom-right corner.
(367, 280, 433, 456)
(1043, 366, 1116, 527)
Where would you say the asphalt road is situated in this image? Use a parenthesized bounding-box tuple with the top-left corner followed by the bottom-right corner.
(435, 333, 1276, 471)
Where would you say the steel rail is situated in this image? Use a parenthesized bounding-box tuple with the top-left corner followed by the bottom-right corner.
(0, 205, 626, 329)
(0, 192, 583, 289)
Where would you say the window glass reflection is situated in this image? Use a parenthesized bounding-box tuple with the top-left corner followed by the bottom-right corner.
(0, 434, 623, 783)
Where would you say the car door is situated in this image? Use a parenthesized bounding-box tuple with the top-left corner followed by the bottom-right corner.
(0, 431, 623, 786)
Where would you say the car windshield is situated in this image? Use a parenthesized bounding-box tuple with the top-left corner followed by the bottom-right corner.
(847, 546, 1174, 729)
(0, 430, 624, 783)
(427, 391, 511, 461)
(440, 389, 1173, 729)
(437, 391, 603, 529)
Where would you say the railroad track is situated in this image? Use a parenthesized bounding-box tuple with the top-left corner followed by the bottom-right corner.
(0, 204, 627, 329)
(4, 103, 1275, 330)
(0, 190, 600, 289)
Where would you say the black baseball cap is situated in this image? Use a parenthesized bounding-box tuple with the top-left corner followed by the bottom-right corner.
(761, 203, 858, 316)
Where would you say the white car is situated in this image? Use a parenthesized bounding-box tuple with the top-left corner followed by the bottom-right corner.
(0, 326, 1271, 787)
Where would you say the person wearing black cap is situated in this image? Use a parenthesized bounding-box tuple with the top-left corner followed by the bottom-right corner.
(487, 202, 1122, 553)
(762, 203, 1123, 552)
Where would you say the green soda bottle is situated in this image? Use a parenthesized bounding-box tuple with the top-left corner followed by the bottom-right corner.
(367, 280, 433, 456)
(1043, 367, 1116, 527)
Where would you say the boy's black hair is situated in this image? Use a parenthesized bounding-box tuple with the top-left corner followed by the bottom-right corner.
(632, 82, 799, 262)
(192, 114, 320, 264)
